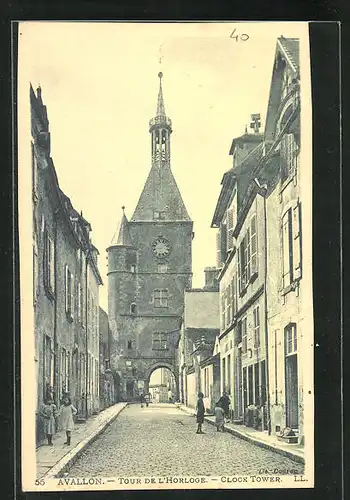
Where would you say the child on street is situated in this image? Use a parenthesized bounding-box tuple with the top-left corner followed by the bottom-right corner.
(40, 397, 58, 445)
(195, 392, 205, 434)
(59, 395, 77, 446)
(214, 401, 225, 432)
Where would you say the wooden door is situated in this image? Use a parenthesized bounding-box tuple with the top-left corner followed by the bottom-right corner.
(285, 354, 298, 429)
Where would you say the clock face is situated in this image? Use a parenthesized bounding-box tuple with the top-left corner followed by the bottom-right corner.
(152, 237, 171, 258)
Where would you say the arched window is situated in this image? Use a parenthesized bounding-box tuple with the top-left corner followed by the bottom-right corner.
(130, 303, 136, 314)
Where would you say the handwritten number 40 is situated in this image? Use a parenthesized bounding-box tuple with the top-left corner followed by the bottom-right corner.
(230, 29, 249, 42)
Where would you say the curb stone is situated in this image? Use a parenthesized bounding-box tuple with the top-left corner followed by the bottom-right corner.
(43, 403, 128, 480)
(176, 404, 304, 465)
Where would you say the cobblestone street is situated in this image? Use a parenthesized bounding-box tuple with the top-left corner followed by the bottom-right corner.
(68, 404, 304, 478)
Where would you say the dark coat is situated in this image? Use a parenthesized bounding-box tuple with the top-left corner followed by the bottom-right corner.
(196, 398, 205, 423)
(219, 395, 231, 414)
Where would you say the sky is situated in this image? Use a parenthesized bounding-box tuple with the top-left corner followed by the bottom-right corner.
(19, 21, 308, 311)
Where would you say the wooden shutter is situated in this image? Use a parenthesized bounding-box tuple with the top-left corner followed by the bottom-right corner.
(250, 214, 258, 275)
(227, 208, 234, 251)
(293, 202, 302, 279)
(220, 223, 227, 264)
(221, 294, 225, 331)
(231, 277, 235, 317)
(282, 211, 292, 288)
(246, 228, 251, 279)
(237, 244, 241, 293)
(216, 230, 222, 267)
(70, 271, 74, 319)
(227, 283, 232, 325)
(65, 265, 69, 314)
(49, 235, 55, 292)
(43, 229, 48, 289)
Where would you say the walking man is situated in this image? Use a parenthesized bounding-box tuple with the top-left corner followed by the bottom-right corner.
(219, 390, 231, 421)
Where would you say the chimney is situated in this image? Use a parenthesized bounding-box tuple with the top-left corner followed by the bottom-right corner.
(203, 267, 219, 291)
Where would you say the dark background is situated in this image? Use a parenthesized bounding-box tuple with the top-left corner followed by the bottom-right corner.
(0, 4, 343, 500)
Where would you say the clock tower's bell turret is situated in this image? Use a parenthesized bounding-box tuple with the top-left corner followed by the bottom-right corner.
(149, 72, 172, 164)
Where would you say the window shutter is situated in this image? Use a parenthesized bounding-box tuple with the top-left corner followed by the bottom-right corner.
(220, 223, 227, 264)
(227, 208, 234, 251)
(237, 244, 241, 293)
(49, 236, 55, 292)
(221, 294, 225, 331)
(43, 230, 48, 289)
(78, 283, 81, 322)
(227, 284, 231, 325)
(231, 277, 235, 317)
(282, 211, 292, 288)
(216, 230, 222, 267)
(293, 202, 302, 279)
(70, 272, 74, 319)
(246, 228, 251, 279)
(65, 265, 69, 314)
(250, 214, 258, 275)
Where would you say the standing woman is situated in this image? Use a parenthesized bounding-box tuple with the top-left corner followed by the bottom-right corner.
(40, 397, 58, 445)
(59, 395, 77, 446)
(195, 392, 205, 434)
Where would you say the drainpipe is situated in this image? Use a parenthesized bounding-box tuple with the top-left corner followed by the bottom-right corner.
(254, 179, 271, 435)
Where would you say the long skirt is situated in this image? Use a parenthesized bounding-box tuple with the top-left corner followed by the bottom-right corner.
(196, 413, 204, 424)
(43, 416, 56, 435)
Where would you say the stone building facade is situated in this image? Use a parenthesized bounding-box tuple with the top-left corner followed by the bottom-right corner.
(99, 306, 117, 409)
(210, 37, 312, 444)
(262, 37, 312, 445)
(31, 85, 102, 444)
(107, 73, 193, 401)
(176, 268, 220, 411)
(212, 125, 272, 429)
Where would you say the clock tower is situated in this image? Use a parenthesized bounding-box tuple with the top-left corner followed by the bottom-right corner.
(107, 73, 193, 401)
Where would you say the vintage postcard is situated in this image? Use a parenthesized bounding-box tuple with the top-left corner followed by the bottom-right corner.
(18, 21, 314, 491)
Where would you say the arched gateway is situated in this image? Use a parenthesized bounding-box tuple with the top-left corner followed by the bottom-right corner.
(146, 362, 179, 399)
(106, 73, 193, 402)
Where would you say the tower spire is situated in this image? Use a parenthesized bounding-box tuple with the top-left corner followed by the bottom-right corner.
(156, 72, 166, 117)
(111, 207, 133, 246)
(132, 73, 190, 222)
